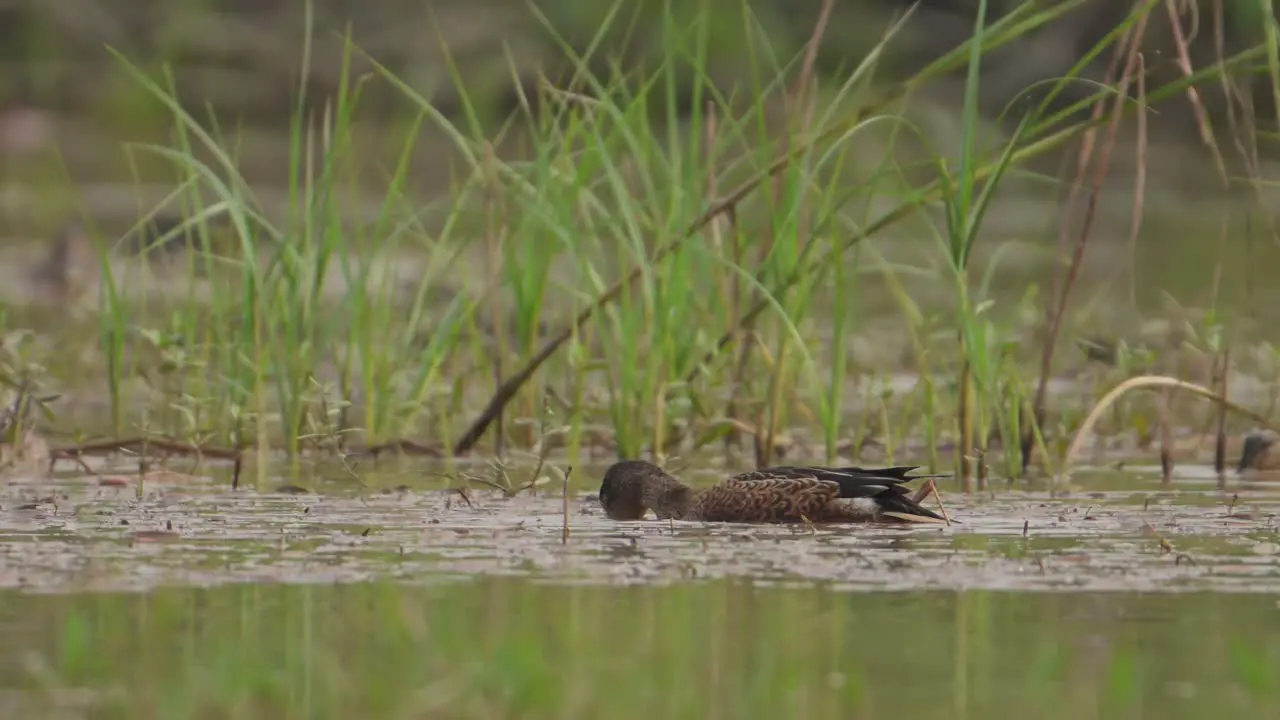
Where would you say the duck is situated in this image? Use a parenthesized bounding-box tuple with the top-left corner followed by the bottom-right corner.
(597, 459, 949, 524)
(1238, 429, 1280, 472)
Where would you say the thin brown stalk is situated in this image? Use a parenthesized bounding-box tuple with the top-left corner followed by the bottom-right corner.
(703, 101, 743, 453)
(1164, 0, 1228, 182)
(762, 346, 791, 469)
(752, 338, 776, 468)
(793, 0, 834, 116)
(1157, 385, 1174, 484)
(1023, 10, 1150, 474)
(1164, 0, 1235, 482)
(752, 403, 767, 469)
(527, 397, 552, 495)
(1169, 1, 1237, 379)
(933, 485, 952, 527)
(975, 446, 988, 492)
(759, 0, 833, 469)
(724, 307, 748, 454)
(1213, 345, 1231, 479)
(653, 379, 667, 464)
(910, 477, 935, 504)
(958, 356, 973, 492)
(1132, 50, 1173, 487)
(482, 143, 508, 457)
(1027, 13, 1143, 468)
(704, 100, 724, 265)
(1129, 53, 1148, 307)
(561, 465, 573, 544)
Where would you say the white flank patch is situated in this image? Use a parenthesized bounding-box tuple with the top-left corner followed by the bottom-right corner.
(847, 497, 880, 517)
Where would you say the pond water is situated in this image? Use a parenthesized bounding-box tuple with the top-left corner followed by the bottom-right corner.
(0, 461, 1277, 716)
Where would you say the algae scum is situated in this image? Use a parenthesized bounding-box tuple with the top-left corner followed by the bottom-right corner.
(0, 458, 1277, 716)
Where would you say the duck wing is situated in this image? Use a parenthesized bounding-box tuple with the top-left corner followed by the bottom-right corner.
(731, 466, 949, 522)
(689, 476, 842, 523)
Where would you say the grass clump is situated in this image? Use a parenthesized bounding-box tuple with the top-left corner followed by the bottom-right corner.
(3, 0, 1277, 489)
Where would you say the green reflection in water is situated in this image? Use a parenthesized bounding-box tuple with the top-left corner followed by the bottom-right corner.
(1, 579, 1277, 719)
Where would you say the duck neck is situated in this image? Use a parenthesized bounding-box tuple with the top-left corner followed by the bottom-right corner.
(642, 472, 693, 520)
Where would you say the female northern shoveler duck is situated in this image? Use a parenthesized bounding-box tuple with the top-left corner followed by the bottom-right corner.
(598, 459, 949, 524)
(1238, 430, 1280, 472)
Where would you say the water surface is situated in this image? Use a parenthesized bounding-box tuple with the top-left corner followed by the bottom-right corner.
(1, 462, 1278, 717)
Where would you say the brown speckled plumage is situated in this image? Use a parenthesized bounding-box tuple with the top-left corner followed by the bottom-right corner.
(598, 460, 948, 524)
